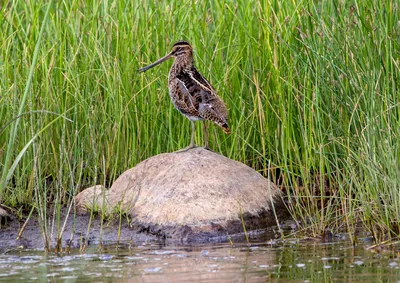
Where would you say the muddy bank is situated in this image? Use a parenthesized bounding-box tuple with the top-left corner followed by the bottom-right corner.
(0, 212, 157, 251)
(0, 211, 287, 251)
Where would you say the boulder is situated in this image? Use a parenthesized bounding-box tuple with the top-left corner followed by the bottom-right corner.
(76, 147, 287, 242)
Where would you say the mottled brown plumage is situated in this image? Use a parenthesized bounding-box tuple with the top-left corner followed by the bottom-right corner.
(138, 41, 230, 149)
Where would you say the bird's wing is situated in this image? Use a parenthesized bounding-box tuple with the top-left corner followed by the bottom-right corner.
(188, 67, 216, 94)
(177, 79, 196, 110)
(175, 68, 228, 121)
(170, 78, 200, 117)
(177, 67, 215, 95)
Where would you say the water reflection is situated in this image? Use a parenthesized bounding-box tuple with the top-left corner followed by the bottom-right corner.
(0, 240, 399, 282)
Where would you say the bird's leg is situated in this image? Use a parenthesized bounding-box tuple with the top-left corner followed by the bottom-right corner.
(189, 120, 196, 148)
(203, 121, 210, 150)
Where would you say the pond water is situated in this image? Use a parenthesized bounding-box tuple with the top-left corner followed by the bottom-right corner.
(1, 238, 399, 282)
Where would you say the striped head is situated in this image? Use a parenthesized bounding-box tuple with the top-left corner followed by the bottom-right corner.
(170, 41, 193, 58)
(138, 40, 193, 72)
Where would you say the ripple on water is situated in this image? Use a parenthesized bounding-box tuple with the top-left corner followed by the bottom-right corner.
(12, 265, 31, 270)
(83, 272, 102, 277)
(172, 254, 187, 258)
(144, 267, 162, 273)
(20, 255, 42, 261)
(99, 254, 113, 261)
(61, 276, 78, 280)
(152, 250, 176, 255)
(200, 250, 209, 256)
(321, 257, 340, 261)
(59, 267, 76, 272)
(126, 256, 144, 260)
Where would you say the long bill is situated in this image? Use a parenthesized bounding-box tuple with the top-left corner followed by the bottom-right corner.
(138, 53, 173, 72)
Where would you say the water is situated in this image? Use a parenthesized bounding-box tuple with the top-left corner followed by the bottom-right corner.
(1, 239, 399, 282)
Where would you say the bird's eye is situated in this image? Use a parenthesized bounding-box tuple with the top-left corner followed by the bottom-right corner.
(173, 47, 183, 55)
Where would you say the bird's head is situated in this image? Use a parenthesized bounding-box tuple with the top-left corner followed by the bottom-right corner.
(138, 41, 193, 72)
(170, 41, 193, 58)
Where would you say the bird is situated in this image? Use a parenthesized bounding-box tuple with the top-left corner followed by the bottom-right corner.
(138, 40, 230, 149)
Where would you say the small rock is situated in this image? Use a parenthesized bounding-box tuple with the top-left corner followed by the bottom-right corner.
(75, 185, 108, 215)
(0, 205, 10, 218)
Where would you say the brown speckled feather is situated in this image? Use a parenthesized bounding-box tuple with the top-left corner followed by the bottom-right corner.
(138, 41, 230, 148)
(168, 67, 229, 131)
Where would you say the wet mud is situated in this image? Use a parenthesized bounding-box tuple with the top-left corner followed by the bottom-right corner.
(0, 210, 287, 251)
(0, 212, 157, 251)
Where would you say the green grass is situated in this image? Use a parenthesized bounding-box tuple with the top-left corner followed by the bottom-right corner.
(0, 0, 399, 243)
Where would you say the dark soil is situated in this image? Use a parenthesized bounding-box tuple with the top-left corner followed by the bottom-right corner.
(0, 208, 288, 251)
(0, 212, 159, 251)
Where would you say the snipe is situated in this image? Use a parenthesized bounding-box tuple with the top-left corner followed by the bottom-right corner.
(138, 41, 230, 149)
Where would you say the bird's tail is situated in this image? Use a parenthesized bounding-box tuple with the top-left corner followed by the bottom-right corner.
(221, 123, 231, 134)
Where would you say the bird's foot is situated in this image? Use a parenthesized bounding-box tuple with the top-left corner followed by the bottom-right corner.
(204, 145, 213, 152)
(175, 144, 198, 153)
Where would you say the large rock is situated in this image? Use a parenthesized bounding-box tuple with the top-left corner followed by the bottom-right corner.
(76, 147, 287, 242)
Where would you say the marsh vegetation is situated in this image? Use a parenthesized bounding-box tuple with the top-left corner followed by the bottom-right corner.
(0, 0, 399, 247)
